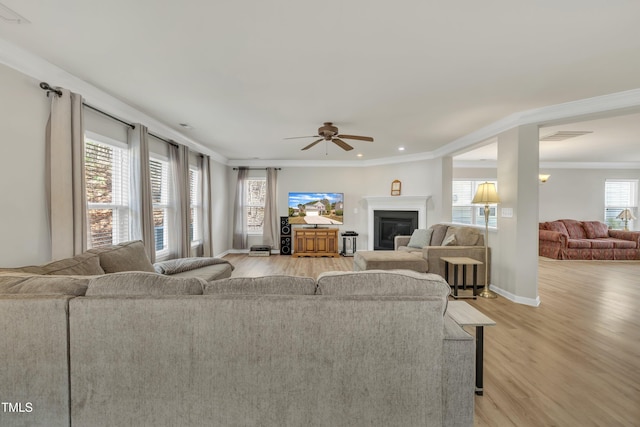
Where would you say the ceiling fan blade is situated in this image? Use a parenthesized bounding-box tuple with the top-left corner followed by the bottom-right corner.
(332, 138, 353, 151)
(302, 138, 323, 150)
(284, 135, 320, 140)
(337, 134, 374, 142)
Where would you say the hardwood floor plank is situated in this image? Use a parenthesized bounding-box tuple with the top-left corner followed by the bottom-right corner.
(221, 254, 640, 426)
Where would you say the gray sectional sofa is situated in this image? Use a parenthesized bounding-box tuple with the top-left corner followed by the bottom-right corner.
(0, 269, 475, 427)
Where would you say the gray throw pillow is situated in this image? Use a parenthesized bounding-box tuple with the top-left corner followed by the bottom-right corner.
(88, 240, 155, 273)
(441, 234, 457, 246)
(407, 229, 432, 248)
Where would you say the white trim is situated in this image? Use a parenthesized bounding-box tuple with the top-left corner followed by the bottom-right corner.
(490, 285, 541, 307)
(454, 160, 640, 170)
(363, 196, 431, 250)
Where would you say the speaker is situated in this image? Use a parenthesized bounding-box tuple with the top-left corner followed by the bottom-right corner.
(280, 237, 291, 255)
(280, 216, 291, 236)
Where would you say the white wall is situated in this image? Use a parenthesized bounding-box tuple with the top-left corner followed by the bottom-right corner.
(227, 159, 448, 252)
(538, 168, 640, 230)
(0, 63, 51, 266)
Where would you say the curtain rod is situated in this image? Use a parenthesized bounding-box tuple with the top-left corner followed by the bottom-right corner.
(40, 81, 178, 147)
(233, 167, 282, 170)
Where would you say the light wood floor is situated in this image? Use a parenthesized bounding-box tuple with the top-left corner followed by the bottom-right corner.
(222, 254, 640, 426)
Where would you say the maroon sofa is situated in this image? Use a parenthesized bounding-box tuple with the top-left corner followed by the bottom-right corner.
(539, 219, 640, 260)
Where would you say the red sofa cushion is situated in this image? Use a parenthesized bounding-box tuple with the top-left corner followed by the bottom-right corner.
(610, 239, 637, 249)
(589, 239, 614, 249)
(582, 221, 609, 239)
(567, 239, 591, 249)
(561, 220, 587, 239)
(546, 221, 569, 236)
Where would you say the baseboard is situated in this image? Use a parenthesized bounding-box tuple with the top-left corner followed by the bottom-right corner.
(490, 285, 541, 307)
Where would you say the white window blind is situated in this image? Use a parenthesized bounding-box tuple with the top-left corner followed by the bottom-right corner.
(452, 180, 498, 227)
(246, 178, 266, 234)
(605, 179, 638, 229)
(189, 167, 201, 244)
(150, 157, 170, 258)
(85, 137, 130, 247)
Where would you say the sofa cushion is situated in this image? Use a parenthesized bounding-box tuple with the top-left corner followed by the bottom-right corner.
(169, 263, 233, 282)
(3, 252, 105, 276)
(441, 234, 457, 246)
(407, 229, 432, 248)
(560, 220, 587, 239)
(546, 221, 569, 236)
(86, 272, 204, 296)
(609, 238, 637, 249)
(88, 240, 155, 273)
(204, 276, 316, 295)
(430, 224, 449, 246)
(0, 274, 89, 295)
(589, 239, 614, 249)
(317, 270, 450, 300)
(443, 226, 482, 246)
(582, 221, 610, 239)
(567, 239, 591, 249)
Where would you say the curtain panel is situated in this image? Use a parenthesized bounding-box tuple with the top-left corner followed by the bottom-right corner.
(200, 155, 214, 257)
(232, 167, 248, 249)
(128, 124, 155, 262)
(262, 167, 279, 249)
(169, 143, 191, 258)
(45, 88, 87, 259)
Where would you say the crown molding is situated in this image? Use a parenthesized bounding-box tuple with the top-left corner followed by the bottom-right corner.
(0, 38, 228, 164)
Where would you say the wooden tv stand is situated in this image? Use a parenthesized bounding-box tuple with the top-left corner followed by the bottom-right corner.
(292, 228, 339, 258)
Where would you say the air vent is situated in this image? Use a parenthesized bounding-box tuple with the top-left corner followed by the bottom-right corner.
(0, 3, 30, 24)
(539, 131, 593, 141)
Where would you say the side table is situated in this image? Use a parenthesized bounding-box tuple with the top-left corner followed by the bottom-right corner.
(441, 256, 483, 299)
(446, 301, 496, 395)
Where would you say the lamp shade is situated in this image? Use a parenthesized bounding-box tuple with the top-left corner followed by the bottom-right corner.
(617, 208, 636, 221)
(472, 182, 500, 204)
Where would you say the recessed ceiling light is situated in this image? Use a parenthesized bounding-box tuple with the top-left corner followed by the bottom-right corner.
(357, 153, 363, 158)
(179, 123, 193, 130)
(398, 146, 405, 151)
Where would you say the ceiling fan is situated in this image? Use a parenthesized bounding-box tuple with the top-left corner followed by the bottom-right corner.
(285, 122, 374, 151)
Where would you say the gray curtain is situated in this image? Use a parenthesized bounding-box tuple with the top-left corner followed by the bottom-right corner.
(128, 124, 155, 262)
(168, 143, 191, 258)
(262, 167, 279, 249)
(45, 88, 87, 259)
(232, 167, 248, 249)
(200, 155, 214, 257)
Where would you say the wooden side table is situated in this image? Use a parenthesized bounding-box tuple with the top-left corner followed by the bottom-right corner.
(441, 256, 483, 299)
(446, 301, 496, 395)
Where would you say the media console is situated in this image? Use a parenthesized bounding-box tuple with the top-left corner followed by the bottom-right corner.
(292, 228, 339, 258)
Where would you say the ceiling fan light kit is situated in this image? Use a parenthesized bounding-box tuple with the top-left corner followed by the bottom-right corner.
(287, 122, 374, 151)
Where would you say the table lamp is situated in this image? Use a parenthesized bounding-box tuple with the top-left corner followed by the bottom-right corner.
(616, 208, 636, 231)
(472, 182, 500, 299)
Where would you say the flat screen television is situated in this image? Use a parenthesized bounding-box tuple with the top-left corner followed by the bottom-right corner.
(288, 192, 344, 226)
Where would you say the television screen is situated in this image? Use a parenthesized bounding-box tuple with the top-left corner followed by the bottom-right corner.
(288, 192, 344, 225)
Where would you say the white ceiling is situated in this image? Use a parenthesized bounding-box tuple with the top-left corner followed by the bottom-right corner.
(1, 0, 640, 164)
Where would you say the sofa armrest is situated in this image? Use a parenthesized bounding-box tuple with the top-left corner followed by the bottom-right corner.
(422, 246, 490, 285)
(394, 235, 411, 250)
(442, 314, 474, 427)
(539, 229, 567, 246)
(608, 229, 640, 246)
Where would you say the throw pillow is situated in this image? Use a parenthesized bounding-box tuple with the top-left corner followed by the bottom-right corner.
(407, 229, 432, 248)
(582, 221, 609, 239)
(0, 274, 89, 296)
(441, 234, 457, 246)
(88, 240, 155, 273)
(86, 272, 205, 296)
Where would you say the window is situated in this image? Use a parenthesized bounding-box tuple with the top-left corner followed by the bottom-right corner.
(452, 180, 498, 227)
(85, 136, 130, 247)
(605, 179, 638, 229)
(150, 157, 170, 258)
(189, 166, 201, 244)
(246, 178, 266, 234)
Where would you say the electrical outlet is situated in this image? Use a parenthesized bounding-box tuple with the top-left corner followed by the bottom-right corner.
(501, 208, 513, 218)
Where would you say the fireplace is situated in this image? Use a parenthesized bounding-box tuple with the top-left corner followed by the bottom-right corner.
(374, 210, 418, 250)
(363, 195, 431, 250)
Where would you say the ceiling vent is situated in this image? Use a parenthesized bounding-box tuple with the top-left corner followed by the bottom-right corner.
(539, 131, 593, 141)
(0, 3, 30, 24)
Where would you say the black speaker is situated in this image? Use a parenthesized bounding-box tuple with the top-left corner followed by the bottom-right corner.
(280, 237, 291, 255)
(280, 216, 291, 236)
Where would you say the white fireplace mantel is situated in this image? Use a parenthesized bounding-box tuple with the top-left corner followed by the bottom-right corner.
(363, 195, 431, 250)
